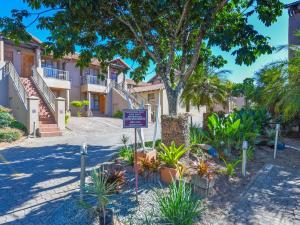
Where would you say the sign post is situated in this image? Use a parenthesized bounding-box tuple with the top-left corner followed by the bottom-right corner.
(123, 109, 148, 202)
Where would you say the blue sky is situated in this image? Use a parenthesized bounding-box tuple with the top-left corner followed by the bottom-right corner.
(0, 0, 294, 82)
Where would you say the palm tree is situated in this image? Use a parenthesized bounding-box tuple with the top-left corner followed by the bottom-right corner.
(255, 49, 300, 122)
(181, 64, 229, 112)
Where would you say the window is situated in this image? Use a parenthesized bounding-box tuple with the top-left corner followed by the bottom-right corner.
(41, 59, 54, 68)
(85, 67, 98, 76)
(110, 71, 118, 81)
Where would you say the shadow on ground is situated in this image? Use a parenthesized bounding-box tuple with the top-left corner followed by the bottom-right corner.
(0, 144, 117, 224)
(226, 164, 300, 225)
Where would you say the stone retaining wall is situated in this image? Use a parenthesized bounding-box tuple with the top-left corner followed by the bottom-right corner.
(161, 113, 189, 147)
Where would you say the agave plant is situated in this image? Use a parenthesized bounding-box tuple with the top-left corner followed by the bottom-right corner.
(158, 142, 189, 168)
(85, 168, 117, 225)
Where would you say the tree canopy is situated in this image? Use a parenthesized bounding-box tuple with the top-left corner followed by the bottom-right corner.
(0, 0, 284, 114)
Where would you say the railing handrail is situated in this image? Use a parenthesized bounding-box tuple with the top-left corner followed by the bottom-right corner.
(43, 67, 69, 81)
(82, 75, 107, 86)
(3, 62, 28, 109)
(113, 82, 141, 108)
(32, 68, 56, 112)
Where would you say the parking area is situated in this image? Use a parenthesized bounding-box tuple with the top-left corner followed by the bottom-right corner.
(0, 117, 160, 224)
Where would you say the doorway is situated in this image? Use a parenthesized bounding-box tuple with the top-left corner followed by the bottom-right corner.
(21, 54, 34, 77)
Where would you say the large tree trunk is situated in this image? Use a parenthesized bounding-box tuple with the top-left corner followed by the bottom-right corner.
(166, 88, 179, 115)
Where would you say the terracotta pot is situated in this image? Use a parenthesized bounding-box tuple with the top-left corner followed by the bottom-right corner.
(160, 166, 178, 184)
(136, 149, 157, 163)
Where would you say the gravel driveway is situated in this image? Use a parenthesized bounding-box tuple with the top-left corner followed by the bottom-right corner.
(0, 117, 160, 225)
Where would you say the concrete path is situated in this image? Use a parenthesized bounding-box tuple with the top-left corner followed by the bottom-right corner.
(0, 117, 159, 225)
(223, 164, 300, 225)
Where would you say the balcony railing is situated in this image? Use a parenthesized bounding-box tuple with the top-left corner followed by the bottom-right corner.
(43, 67, 69, 81)
(82, 75, 106, 86)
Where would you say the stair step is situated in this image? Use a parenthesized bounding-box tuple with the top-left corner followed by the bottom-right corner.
(38, 131, 62, 137)
(39, 123, 58, 128)
(38, 127, 60, 132)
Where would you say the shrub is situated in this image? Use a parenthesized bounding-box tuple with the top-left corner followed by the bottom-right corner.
(0, 112, 14, 128)
(157, 180, 202, 225)
(65, 110, 71, 125)
(119, 146, 134, 165)
(144, 139, 162, 149)
(0, 106, 11, 113)
(158, 141, 189, 168)
(221, 157, 241, 177)
(113, 110, 123, 118)
(71, 100, 89, 117)
(0, 128, 22, 143)
(0, 111, 27, 134)
(85, 169, 117, 225)
(106, 170, 126, 192)
(10, 120, 27, 133)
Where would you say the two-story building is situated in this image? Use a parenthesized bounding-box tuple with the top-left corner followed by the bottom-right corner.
(0, 35, 132, 136)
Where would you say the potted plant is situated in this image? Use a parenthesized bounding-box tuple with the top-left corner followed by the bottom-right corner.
(191, 160, 215, 197)
(85, 168, 118, 225)
(158, 141, 189, 184)
(139, 158, 160, 182)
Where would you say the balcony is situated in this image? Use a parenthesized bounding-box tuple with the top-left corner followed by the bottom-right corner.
(43, 67, 71, 90)
(81, 75, 107, 93)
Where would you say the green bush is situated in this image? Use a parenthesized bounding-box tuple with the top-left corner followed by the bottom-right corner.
(159, 141, 189, 167)
(113, 110, 123, 118)
(0, 112, 14, 128)
(10, 120, 27, 133)
(119, 146, 134, 165)
(157, 180, 202, 225)
(71, 100, 89, 117)
(144, 139, 162, 149)
(0, 128, 22, 143)
(65, 111, 71, 124)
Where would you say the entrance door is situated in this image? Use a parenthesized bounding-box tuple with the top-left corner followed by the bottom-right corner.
(99, 95, 106, 113)
(21, 54, 34, 77)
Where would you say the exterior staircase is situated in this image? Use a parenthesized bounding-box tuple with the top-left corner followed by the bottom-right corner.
(20, 77, 62, 137)
(113, 82, 141, 109)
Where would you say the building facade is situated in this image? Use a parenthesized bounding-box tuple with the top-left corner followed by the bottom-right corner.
(0, 36, 132, 136)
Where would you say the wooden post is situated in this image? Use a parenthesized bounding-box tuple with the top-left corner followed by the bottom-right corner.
(242, 141, 248, 177)
(80, 143, 88, 201)
(134, 128, 139, 202)
(274, 124, 280, 159)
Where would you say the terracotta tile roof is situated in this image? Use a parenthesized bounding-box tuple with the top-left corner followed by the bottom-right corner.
(130, 83, 164, 93)
(126, 79, 149, 86)
(61, 53, 101, 66)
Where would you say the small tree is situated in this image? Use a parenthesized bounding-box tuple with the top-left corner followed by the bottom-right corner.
(0, 0, 283, 115)
(70, 100, 89, 117)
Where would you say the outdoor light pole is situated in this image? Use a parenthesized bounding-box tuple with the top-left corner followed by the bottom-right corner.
(80, 143, 88, 201)
(242, 141, 248, 177)
(274, 124, 280, 159)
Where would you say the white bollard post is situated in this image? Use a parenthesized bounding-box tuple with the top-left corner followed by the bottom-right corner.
(33, 122, 36, 138)
(242, 141, 248, 177)
(80, 143, 88, 201)
(274, 124, 280, 159)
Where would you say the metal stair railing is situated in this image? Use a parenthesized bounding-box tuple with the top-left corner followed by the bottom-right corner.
(113, 82, 141, 108)
(32, 68, 56, 113)
(3, 62, 28, 109)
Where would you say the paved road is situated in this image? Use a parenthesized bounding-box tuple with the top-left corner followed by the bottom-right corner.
(221, 164, 300, 225)
(0, 117, 160, 225)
